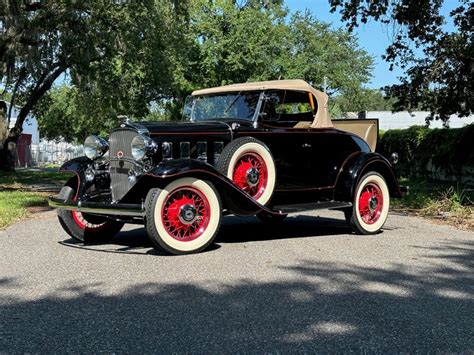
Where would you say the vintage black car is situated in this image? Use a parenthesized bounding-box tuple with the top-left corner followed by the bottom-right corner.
(49, 80, 403, 254)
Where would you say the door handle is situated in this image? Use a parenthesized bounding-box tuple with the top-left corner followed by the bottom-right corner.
(302, 143, 312, 148)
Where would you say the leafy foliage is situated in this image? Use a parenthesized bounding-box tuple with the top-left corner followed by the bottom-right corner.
(2, 0, 375, 145)
(378, 124, 474, 179)
(329, 0, 474, 123)
(34, 0, 374, 142)
(0, 1, 190, 152)
(189, 2, 372, 97)
(331, 89, 396, 116)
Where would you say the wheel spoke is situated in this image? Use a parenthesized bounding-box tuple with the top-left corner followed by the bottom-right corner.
(358, 182, 384, 225)
(161, 187, 210, 242)
(232, 152, 268, 200)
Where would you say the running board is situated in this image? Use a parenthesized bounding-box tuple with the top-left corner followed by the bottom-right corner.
(272, 201, 352, 214)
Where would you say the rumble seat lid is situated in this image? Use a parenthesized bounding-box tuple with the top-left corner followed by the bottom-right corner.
(192, 79, 332, 129)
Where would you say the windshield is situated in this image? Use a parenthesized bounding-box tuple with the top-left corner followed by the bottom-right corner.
(183, 91, 261, 121)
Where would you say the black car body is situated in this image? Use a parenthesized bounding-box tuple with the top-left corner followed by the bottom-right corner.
(49, 80, 403, 254)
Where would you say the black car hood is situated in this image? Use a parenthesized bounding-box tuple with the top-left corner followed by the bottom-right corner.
(138, 121, 233, 135)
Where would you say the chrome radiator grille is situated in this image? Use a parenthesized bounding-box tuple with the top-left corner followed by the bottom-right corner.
(109, 129, 139, 202)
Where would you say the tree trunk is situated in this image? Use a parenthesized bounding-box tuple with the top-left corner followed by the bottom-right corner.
(0, 138, 18, 171)
(0, 65, 67, 171)
(0, 101, 15, 171)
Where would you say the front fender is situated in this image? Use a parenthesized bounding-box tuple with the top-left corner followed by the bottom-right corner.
(59, 156, 90, 173)
(334, 152, 402, 202)
(57, 156, 91, 199)
(121, 159, 280, 216)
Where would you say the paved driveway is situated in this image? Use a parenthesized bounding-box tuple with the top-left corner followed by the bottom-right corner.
(1, 210, 473, 353)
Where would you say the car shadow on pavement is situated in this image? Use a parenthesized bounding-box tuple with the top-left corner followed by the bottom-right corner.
(217, 214, 353, 243)
(1, 240, 472, 352)
(59, 214, 355, 255)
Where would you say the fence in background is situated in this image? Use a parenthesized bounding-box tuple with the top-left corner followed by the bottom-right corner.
(15, 140, 84, 168)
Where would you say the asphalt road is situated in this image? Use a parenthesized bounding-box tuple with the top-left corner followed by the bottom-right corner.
(1, 209, 473, 353)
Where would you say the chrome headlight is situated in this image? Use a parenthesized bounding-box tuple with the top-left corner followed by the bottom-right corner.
(131, 134, 156, 160)
(84, 135, 108, 160)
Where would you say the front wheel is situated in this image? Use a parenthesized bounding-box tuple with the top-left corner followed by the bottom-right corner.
(57, 186, 124, 243)
(345, 172, 390, 235)
(145, 178, 222, 255)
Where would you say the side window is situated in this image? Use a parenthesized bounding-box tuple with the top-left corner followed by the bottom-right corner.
(261, 90, 285, 121)
(261, 90, 316, 123)
(277, 91, 315, 122)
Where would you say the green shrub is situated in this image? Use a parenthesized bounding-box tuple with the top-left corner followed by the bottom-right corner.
(378, 124, 474, 180)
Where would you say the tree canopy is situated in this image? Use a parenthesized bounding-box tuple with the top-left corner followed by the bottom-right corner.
(32, 0, 374, 143)
(331, 89, 396, 117)
(329, 0, 473, 123)
(1, 0, 377, 148)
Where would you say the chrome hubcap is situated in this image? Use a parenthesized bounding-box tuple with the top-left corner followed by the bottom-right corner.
(369, 197, 378, 212)
(246, 167, 260, 187)
(178, 204, 197, 225)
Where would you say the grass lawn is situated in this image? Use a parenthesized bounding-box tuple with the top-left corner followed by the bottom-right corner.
(0, 190, 50, 229)
(0, 168, 70, 188)
(0, 168, 73, 229)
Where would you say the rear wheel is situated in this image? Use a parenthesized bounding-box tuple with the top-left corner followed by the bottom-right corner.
(57, 186, 124, 243)
(145, 178, 222, 255)
(345, 172, 390, 235)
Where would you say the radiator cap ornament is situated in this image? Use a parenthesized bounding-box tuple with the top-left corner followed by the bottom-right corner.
(118, 115, 131, 128)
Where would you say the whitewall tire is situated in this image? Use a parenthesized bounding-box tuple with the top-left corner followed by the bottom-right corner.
(345, 172, 390, 234)
(145, 178, 222, 254)
(217, 137, 276, 206)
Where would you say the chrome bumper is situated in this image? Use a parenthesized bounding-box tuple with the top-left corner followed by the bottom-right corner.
(48, 197, 145, 217)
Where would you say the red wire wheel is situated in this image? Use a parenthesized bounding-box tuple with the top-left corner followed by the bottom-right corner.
(71, 211, 107, 230)
(70, 196, 109, 231)
(357, 182, 384, 225)
(57, 185, 124, 243)
(232, 152, 268, 200)
(345, 172, 390, 235)
(161, 187, 211, 242)
(145, 178, 222, 254)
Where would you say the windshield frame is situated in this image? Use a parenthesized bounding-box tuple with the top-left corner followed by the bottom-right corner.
(184, 91, 265, 125)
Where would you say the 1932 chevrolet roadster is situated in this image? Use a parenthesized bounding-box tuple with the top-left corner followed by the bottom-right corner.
(49, 80, 403, 254)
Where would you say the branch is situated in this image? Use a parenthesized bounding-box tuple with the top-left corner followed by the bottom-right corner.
(8, 65, 66, 140)
(7, 67, 26, 126)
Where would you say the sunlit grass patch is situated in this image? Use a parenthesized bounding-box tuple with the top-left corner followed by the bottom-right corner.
(393, 178, 473, 230)
(0, 168, 71, 187)
(0, 191, 49, 229)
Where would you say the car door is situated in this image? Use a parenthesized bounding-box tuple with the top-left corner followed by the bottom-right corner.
(257, 90, 329, 190)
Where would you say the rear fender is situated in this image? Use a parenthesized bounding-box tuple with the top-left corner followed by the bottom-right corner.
(121, 159, 279, 216)
(334, 152, 402, 202)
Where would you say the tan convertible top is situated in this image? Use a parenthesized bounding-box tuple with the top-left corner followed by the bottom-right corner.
(191, 79, 332, 128)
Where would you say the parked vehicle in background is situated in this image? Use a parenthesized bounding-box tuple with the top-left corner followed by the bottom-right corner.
(49, 80, 404, 254)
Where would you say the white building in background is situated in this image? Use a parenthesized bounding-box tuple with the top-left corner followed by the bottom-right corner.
(2, 103, 83, 166)
(6, 104, 40, 144)
(359, 111, 474, 131)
